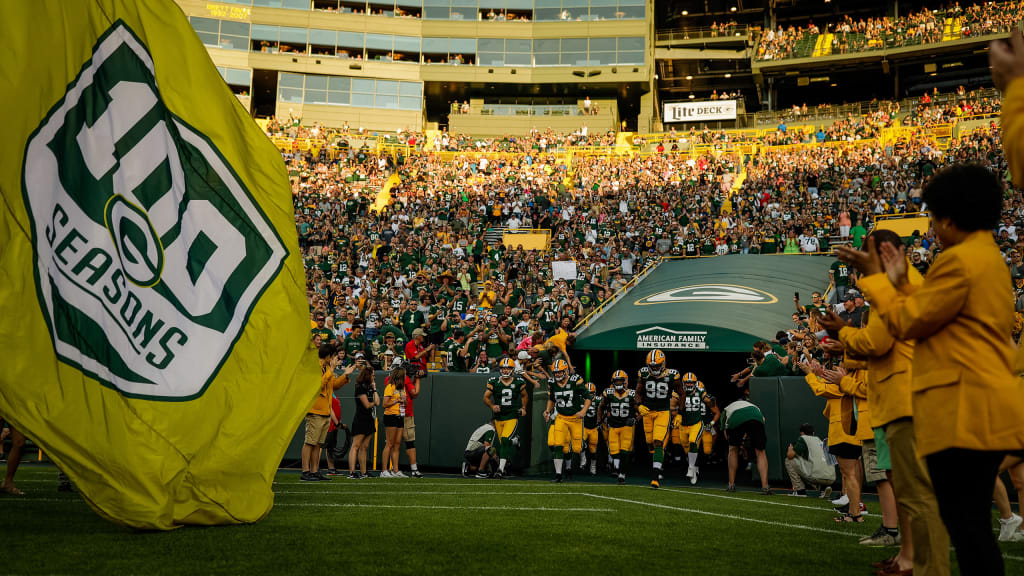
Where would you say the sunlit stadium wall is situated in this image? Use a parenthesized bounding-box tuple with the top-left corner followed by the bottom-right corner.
(174, 0, 654, 132)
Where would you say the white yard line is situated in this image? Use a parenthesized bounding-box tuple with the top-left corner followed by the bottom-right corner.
(274, 491, 583, 496)
(583, 492, 881, 538)
(274, 502, 612, 512)
(655, 486, 835, 512)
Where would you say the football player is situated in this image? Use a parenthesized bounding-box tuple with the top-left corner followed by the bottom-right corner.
(671, 373, 720, 485)
(581, 381, 601, 475)
(543, 359, 593, 483)
(483, 357, 529, 478)
(700, 388, 718, 459)
(636, 349, 682, 488)
(599, 370, 637, 485)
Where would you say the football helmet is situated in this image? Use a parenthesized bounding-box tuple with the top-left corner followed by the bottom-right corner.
(552, 359, 569, 382)
(646, 349, 666, 376)
(499, 357, 515, 377)
(683, 372, 698, 391)
(611, 369, 628, 392)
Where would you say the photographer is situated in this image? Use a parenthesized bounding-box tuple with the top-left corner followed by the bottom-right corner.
(441, 330, 469, 372)
(471, 350, 493, 373)
(380, 364, 410, 478)
(303, 344, 354, 482)
(347, 368, 378, 479)
(397, 358, 424, 478)
(405, 328, 435, 378)
(463, 422, 497, 478)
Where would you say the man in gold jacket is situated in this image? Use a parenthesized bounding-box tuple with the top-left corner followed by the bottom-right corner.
(821, 229, 948, 576)
(840, 165, 1024, 576)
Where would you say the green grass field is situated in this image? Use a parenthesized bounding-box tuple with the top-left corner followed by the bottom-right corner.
(4, 464, 1024, 575)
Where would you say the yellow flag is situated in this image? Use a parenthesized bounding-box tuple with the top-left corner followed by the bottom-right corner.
(371, 173, 401, 214)
(0, 1, 319, 529)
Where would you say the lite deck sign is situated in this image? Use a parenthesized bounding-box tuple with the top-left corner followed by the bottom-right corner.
(23, 23, 286, 400)
(636, 327, 709, 350)
(663, 100, 738, 123)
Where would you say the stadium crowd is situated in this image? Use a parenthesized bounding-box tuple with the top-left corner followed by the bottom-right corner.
(756, 0, 1024, 61)
(291, 116, 1021, 377)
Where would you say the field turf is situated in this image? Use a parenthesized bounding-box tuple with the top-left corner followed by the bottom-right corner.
(4, 464, 1024, 575)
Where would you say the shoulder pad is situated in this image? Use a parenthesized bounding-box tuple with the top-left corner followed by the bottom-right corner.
(665, 369, 679, 376)
(628, 389, 636, 398)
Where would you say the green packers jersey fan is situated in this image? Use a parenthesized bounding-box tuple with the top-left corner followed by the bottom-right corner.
(0, 1, 318, 530)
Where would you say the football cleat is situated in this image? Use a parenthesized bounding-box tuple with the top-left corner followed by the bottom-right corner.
(617, 474, 626, 485)
(690, 467, 699, 485)
(650, 479, 660, 489)
(552, 474, 563, 483)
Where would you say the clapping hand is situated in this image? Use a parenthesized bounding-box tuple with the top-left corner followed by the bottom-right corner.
(820, 339, 845, 355)
(814, 309, 846, 336)
(836, 236, 882, 276)
(990, 31, 1024, 92)
(822, 366, 847, 385)
(878, 241, 909, 288)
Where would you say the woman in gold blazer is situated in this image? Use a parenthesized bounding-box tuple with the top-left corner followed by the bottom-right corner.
(840, 165, 1024, 576)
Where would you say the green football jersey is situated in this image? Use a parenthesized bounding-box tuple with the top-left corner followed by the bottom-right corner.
(680, 384, 708, 426)
(603, 388, 636, 428)
(487, 376, 527, 421)
(584, 384, 600, 428)
(637, 368, 679, 412)
(548, 374, 591, 417)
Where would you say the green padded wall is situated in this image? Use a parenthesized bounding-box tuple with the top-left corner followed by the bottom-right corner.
(749, 377, 830, 482)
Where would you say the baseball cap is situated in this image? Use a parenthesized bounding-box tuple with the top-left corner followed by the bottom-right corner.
(412, 328, 426, 337)
(848, 289, 863, 299)
(354, 352, 366, 360)
(517, 351, 531, 361)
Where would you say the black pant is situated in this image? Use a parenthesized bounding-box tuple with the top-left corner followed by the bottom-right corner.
(926, 448, 1004, 576)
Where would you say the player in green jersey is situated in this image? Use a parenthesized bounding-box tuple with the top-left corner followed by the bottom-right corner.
(636, 349, 682, 488)
(483, 357, 529, 478)
(543, 359, 592, 483)
(581, 381, 601, 475)
(599, 370, 638, 484)
(670, 373, 720, 485)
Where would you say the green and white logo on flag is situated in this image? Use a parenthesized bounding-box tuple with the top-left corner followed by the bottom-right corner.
(23, 22, 287, 400)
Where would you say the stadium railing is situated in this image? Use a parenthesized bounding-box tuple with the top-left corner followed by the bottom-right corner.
(655, 24, 752, 43)
(754, 16, 1020, 62)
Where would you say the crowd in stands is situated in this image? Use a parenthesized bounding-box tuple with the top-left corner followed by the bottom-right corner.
(756, 1, 1024, 61)
(280, 90, 1024, 378)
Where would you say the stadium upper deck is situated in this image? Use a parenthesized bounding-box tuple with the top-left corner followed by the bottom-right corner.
(178, 0, 1018, 133)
